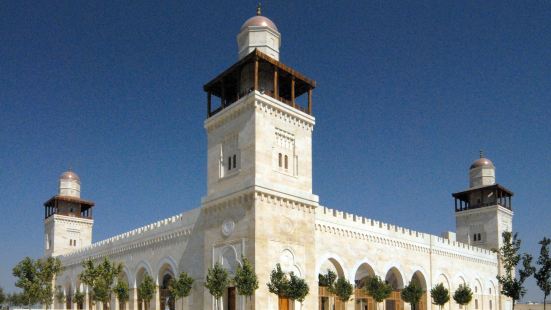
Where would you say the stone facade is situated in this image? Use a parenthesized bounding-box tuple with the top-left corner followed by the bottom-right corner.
(46, 11, 513, 310)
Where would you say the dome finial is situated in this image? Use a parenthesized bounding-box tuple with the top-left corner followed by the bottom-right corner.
(479, 149, 484, 158)
(256, 2, 262, 16)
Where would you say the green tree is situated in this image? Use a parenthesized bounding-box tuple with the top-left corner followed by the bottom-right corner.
(287, 272, 309, 304)
(234, 257, 259, 302)
(364, 276, 392, 310)
(494, 232, 535, 310)
(12, 256, 63, 310)
(402, 281, 424, 310)
(55, 286, 65, 304)
(267, 264, 290, 298)
(79, 258, 123, 310)
(535, 237, 551, 310)
(204, 263, 229, 310)
(453, 284, 472, 308)
(430, 283, 450, 310)
(7, 293, 26, 308)
(114, 281, 129, 310)
(169, 272, 194, 310)
(333, 277, 354, 302)
(74, 288, 85, 309)
(318, 270, 337, 290)
(137, 274, 156, 310)
(0, 287, 5, 306)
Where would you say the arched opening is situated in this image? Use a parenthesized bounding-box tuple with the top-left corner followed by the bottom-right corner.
(411, 271, 427, 310)
(385, 268, 405, 310)
(136, 267, 153, 310)
(117, 271, 130, 310)
(435, 274, 451, 310)
(454, 277, 466, 310)
(318, 258, 346, 310)
(220, 247, 239, 310)
(488, 281, 497, 310)
(159, 263, 176, 310)
(354, 263, 376, 310)
(65, 282, 72, 310)
(473, 280, 483, 310)
(75, 280, 84, 310)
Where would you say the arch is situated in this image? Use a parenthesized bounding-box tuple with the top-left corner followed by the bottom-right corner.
(453, 273, 467, 290)
(385, 267, 405, 290)
(316, 253, 347, 278)
(157, 256, 178, 279)
(280, 248, 302, 277)
(159, 269, 176, 310)
(411, 270, 427, 290)
(435, 273, 451, 290)
(350, 257, 377, 282)
(135, 260, 154, 287)
(220, 245, 240, 275)
(354, 262, 376, 288)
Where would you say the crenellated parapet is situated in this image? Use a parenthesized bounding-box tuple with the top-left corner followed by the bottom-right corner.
(316, 206, 497, 265)
(60, 208, 201, 266)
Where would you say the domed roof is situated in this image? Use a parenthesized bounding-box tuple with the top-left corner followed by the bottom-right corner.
(470, 157, 495, 169)
(60, 170, 80, 182)
(241, 16, 278, 31)
(240, 5, 278, 32)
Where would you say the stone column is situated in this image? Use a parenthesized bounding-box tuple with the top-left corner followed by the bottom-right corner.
(84, 289, 90, 310)
(129, 288, 138, 310)
(154, 286, 160, 310)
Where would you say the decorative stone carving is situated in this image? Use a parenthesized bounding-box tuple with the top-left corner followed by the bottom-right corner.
(221, 219, 236, 237)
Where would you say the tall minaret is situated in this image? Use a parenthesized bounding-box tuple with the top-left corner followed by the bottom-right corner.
(201, 9, 318, 308)
(452, 153, 513, 250)
(44, 170, 94, 257)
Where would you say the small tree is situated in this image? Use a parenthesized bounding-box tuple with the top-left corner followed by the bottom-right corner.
(453, 284, 472, 308)
(402, 282, 424, 310)
(114, 281, 129, 310)
(535, 237, 551, 310)
(55, 286, 65, 304)
(430, 283, 450, 310)
(333, 277, 354, 302)
(74, 289, 85, 309)
(79, 258, 123, 310)
(267, 264, 289, 298)
(494, 232, 535, 310)
(204, 262, 229, 310)
(137, 274, 156, 310)
(12, 256, 63, 310)
(0, 287, 5, 307)
(169, 272, 194, 310)
(287, 272, 309, 305)
(364, 276, 392, 310)
(318, 270, 337, 290)
(234, 257, 259, 302)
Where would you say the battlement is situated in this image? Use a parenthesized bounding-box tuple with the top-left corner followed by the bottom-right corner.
(316, 206, 496, 260)
(60, 208, 201, 261)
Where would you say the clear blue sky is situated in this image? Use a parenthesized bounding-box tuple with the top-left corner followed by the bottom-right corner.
(1, 1, 550, 301)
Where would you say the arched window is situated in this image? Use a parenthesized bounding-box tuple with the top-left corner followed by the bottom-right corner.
(475, 299, 478, 309)
(278, 153, 282, 167)
(233, 154, 237, 169)
(284, 155, 288, 169)
(228, 156, 232, 170)
(489, 300, 492, 310)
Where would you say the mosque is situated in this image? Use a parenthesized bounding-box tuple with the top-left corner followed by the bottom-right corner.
(45, 8, 514, 310)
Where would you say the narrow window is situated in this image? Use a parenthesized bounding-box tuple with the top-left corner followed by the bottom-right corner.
(233, 154, 237, 169)
(278, 153, 282, 167)
(473, 234, 477, 242)
(69, 239, 72, 246)
(475, 299, 478, 309)
(228, 156, 232, 171)
(489, 300, 492, 310)
(489, 288, 492, 294)
(284, 155, 288, 169)
(74, 240, 77, 246)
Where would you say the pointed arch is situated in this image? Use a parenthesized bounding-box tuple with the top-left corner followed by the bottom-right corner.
(385, 267, 405, 290)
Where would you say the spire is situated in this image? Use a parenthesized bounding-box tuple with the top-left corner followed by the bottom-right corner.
(479, 150, 484, 158)
(256, 2, 262, 16)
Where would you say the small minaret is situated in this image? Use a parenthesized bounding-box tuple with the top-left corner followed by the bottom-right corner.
(452, 154, 513, 250)
(237, 4, 281, 60)
(44, 170, 94, 257)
